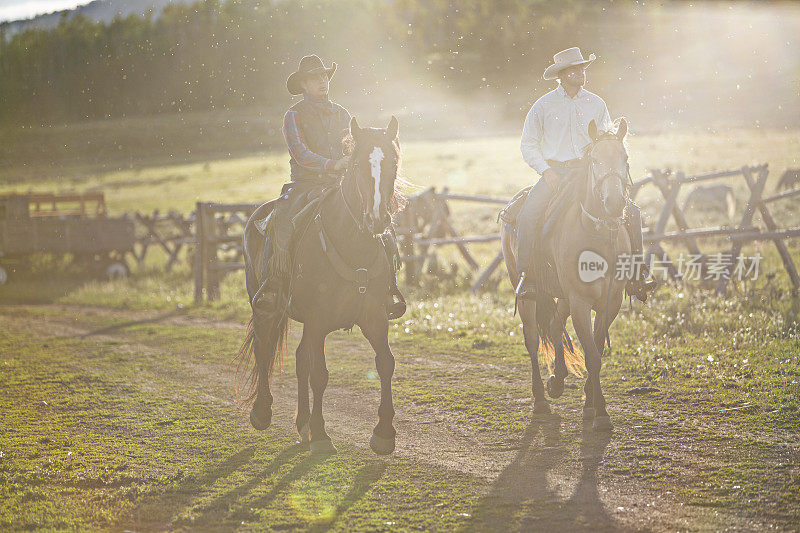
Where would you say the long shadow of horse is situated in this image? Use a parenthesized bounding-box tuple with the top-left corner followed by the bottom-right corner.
(465, 417, 628, 532)
(193, 448, 386, 530)
(126, 443, 387, 530)
(123, 444, 275, 530)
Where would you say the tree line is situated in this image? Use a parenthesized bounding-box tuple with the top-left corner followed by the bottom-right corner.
(0, 0, 616, 126)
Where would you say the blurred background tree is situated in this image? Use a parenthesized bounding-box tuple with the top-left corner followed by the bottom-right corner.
(0, 0, 797, 139)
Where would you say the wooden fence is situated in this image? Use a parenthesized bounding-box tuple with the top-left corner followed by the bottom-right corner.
(193, 202, 258, 302)
(184, 163, 800, 301)
(393, 187, 506, 293)
(393, 163, 800, 295)
(632, 164, 800, 295)
(131, 210, 195, 272)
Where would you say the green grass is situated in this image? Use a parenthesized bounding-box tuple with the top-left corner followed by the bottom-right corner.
(1, 128, 799, 529)
(2, 268, 799, 528)
(0, 321, 485, 531)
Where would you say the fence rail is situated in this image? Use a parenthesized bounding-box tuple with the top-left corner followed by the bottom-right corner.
(128, 163, 800, 302)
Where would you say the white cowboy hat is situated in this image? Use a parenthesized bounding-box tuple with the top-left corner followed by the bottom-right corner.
(543, 47, 596, 81)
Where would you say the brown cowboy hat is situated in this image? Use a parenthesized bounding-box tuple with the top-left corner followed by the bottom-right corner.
(286, 55, 337, 95)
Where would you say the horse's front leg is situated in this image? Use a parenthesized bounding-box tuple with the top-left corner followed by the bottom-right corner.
(582, 309, 609, 422)
(359, 312, 396, 455)
(518, 300, 550, 414)
(308, 328, 336, 454)
(295, 327, 311, 445)
(249, 310, 274, 430)
(569, 299, 613, 432)
(546, 298, 571, 398)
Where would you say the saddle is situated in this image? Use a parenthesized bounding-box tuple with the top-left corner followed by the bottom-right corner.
(255, 184, 406, 320)
(501, 172, 587, 297)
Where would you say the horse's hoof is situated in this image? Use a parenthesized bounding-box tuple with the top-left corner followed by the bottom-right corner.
(370, 432, 396, 456)
(533, 400, 552, 415)
(546, 375, 565, 399)
(310, 438, 337, 454)
(249, 407, 271, 430)
(297, 423, 310, 445)
(582, 407, 596, 420)
(592, 415, 614, 432)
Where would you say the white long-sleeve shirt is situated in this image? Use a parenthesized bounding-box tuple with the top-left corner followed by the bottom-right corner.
(520, 83, 613, 176)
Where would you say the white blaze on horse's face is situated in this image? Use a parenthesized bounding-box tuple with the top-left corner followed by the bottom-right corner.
(369, 146, 385, 223)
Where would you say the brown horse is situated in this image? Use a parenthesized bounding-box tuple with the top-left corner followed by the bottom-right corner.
(237, 116, 402, 454)
(502, 118, 632, 431)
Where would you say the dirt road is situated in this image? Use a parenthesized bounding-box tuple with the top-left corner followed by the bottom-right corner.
(2, 303, 796, 531)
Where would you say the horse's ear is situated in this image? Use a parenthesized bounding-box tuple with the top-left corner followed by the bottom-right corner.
(588, 119, 598, 142)
(350, 116, 361, 138)
(616, 118, 628, 140)
(387, 115, 399, 140)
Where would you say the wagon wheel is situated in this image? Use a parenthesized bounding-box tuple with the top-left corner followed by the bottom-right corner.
(104, 253, 130, 280)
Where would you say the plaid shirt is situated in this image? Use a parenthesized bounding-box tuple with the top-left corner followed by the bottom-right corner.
(282, 95, 351, 175)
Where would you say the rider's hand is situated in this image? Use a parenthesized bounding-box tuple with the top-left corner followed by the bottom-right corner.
(541, 168, 559, 189)
(333, 155, 351, 172)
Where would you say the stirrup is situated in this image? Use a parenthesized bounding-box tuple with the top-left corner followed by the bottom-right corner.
(252, 275, 288, 311)
(387, 292, 406, 320)
(515, 271, 536, 300)
(627, 277, 657, 303)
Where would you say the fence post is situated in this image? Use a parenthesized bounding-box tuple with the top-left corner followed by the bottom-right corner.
(644, 171, 682, 280)
(204, 204, 220, 301)
(469, 250, 504, 293)
(193, 202, 206, 303)
(714, 165, 769, 296)
(735, 164, 800, 292)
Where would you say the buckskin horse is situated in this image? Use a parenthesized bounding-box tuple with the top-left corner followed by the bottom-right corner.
(237, 116, 402, 454)
(501, 118, 633, 431)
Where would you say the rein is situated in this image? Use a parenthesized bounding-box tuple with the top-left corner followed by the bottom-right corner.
(313, 142, 397, 310)
(581, 136, 632, 351)
(341, 156, 368, 233)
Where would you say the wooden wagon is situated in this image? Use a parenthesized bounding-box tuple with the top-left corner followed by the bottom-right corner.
(0, 192, 135, 284)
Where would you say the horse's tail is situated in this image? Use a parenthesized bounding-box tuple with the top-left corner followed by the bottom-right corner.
(233, 311, 289, 405)
(561, 326, 584, 377)
(534, 292, 585, 377)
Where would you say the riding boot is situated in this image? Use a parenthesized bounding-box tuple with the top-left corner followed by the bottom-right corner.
(254, 238, 289, 316)
(623, 201, 658, 302)
(515, 177, 553, 299)
(253, 199, 293, 315)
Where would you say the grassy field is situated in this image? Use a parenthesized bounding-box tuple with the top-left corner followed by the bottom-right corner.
(1, 128, 799, 530)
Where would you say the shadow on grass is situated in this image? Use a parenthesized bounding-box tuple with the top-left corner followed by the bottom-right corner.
(124, 443, 307, 530)
(308, 460, 388, 532)
(77, 311, 182, 338)
(128, 441, 386, 530)
(465, 416, 624, 532)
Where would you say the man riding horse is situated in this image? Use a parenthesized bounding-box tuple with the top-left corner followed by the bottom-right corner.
(515, 47, 656, 301)
(240, 55, 406, 454)
(256, 54, 352, 311)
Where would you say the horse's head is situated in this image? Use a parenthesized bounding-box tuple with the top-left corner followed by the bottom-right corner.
(347, 115, 400, 234)
(586, 118, 630, 218)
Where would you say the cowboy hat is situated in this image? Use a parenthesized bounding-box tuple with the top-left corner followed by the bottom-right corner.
(543, 47, 596, 81)
(286, 55, 337, 95)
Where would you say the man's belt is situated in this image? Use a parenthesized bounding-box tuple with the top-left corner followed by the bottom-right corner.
(546, 158, 584, 170)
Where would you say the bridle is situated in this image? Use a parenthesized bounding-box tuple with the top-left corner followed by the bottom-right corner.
(340, 142, 395, 235)
(583, 136, 633, 225)
(581, 134, 635, 351)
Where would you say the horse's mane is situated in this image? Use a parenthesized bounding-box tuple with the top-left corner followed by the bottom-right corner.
(341, 132, 416, 216)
